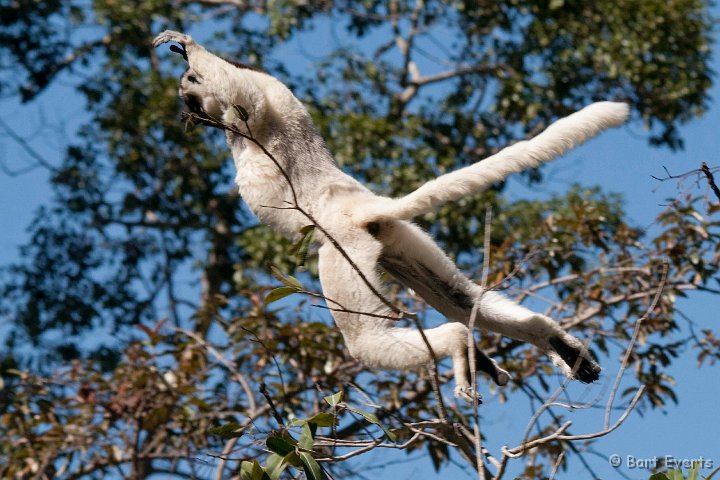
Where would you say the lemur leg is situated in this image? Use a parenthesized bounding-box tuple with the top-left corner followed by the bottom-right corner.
(317, 239, 486, 402)
(375, 220, 600, 383)
(472, 291, 600, 382)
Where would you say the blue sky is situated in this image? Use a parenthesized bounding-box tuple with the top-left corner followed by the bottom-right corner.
(1, 12, 720, 480)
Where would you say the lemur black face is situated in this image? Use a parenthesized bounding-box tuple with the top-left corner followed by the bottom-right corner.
(183, 93, 204, 114)
(181, 71, 203, 114)
(178, 69, 221, 128)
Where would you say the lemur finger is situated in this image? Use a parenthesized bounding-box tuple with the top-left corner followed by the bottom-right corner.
(454, 385, 483, 404)
(152, 30, 192, 49)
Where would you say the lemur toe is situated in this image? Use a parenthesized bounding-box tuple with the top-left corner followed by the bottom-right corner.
(454, 385, 483, 404)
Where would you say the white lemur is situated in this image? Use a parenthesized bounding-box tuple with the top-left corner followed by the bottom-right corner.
(153, 31, 628, 402)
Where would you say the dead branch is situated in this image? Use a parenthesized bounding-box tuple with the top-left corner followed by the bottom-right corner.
(653, 162, 720, 204)
(701, 161, 720, 203)
(489, 263, 668, 478)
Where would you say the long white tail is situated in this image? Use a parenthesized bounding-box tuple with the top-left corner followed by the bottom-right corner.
(360, 102, 629, 223)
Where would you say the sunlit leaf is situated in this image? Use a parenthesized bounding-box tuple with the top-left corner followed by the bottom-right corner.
(264, 286, 299, 305)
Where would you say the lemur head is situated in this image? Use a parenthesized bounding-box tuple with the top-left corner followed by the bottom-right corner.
(173, 42, 264, 127)
(160, 36, 304, 136)
(178, 69, 223, 122)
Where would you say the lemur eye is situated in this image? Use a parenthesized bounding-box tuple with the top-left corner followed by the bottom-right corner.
(187, 75, 199, 84)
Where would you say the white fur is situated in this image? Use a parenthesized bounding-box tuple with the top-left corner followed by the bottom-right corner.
(355, 102, 629, 224)
(153, 31, 628, 401)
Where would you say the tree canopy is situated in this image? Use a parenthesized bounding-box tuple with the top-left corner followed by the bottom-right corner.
(0, 1, 717, 478)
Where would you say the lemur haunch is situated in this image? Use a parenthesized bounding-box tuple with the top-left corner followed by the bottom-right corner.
(153, 30, 627, 402)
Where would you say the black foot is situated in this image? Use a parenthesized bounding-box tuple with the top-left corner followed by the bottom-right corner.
(469, 345, 511, 386)
(548, 336, 601, 383)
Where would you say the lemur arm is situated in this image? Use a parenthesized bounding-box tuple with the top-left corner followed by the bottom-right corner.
(153, 31, 236, 89)
(152, 30, 266, 127)
(355, 102, 629, 224)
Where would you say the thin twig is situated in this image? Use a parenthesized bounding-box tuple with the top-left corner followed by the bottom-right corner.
(468, 205, 493, 480)
(0, 117, 58, 174)
(260, 382, 284, 427)
(214, 437, 239, 480)
(238, 326, 287, 397)
(549, 451, 565, 480)
(493, 264, 665, 476)
(413, 316, 449, 422)
(174, 327, 257, 414)
(604, 261, 668, 429)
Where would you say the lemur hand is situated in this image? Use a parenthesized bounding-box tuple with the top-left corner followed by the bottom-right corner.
(152, 30, 193, 49)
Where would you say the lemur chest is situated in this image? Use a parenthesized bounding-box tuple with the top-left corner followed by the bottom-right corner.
(233, 151, 308, 236)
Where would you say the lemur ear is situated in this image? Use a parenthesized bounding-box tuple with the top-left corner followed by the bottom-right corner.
(169, 44, 188, 61)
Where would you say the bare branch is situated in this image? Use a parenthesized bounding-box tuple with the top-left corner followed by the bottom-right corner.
(549, 451, 565, 480)
(468, 205, 493, 480)
(653, 162, 720, 204)
(259, 382, 284, 427)
(413, 316, 449, 423)
(604, 261, 668, 429)
(556, 386, 645, 442)
(0, 117, 58, 174)
(173, 327, 258, 414)
(701, 161, 720, 203)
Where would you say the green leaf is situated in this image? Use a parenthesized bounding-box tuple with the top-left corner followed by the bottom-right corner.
(299, 452, 323, 480)
(189, 397, 214, 413)
(240, 460, 253, 480)
(264, 286, 298, 305)
(265, 453, 291, 480)
(689, 462, 701, 480)
(184, 116, 195, 133)
(324, 391, 343, 406)
(269, 265, 303, 289)
(648, 474, 669, 480)
(207, 422, 244, 439)
(266, 432, 296, 457)
(305, 412, 336, 427)
(290, 225, 315, 268)
(233, 103, 250, 122)
(345, 405, 397, 442)
(239, 460, 267, 480)
(299, 422, 314, 450)
(665, 470, 685, 480)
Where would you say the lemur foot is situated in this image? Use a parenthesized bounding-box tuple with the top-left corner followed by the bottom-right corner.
(475, 346, 511, 386)
(491, 366, 511, 386)
(152, 30, 193, 49)
(548, 336, 601, 383)
(454, 385, 483, 404)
